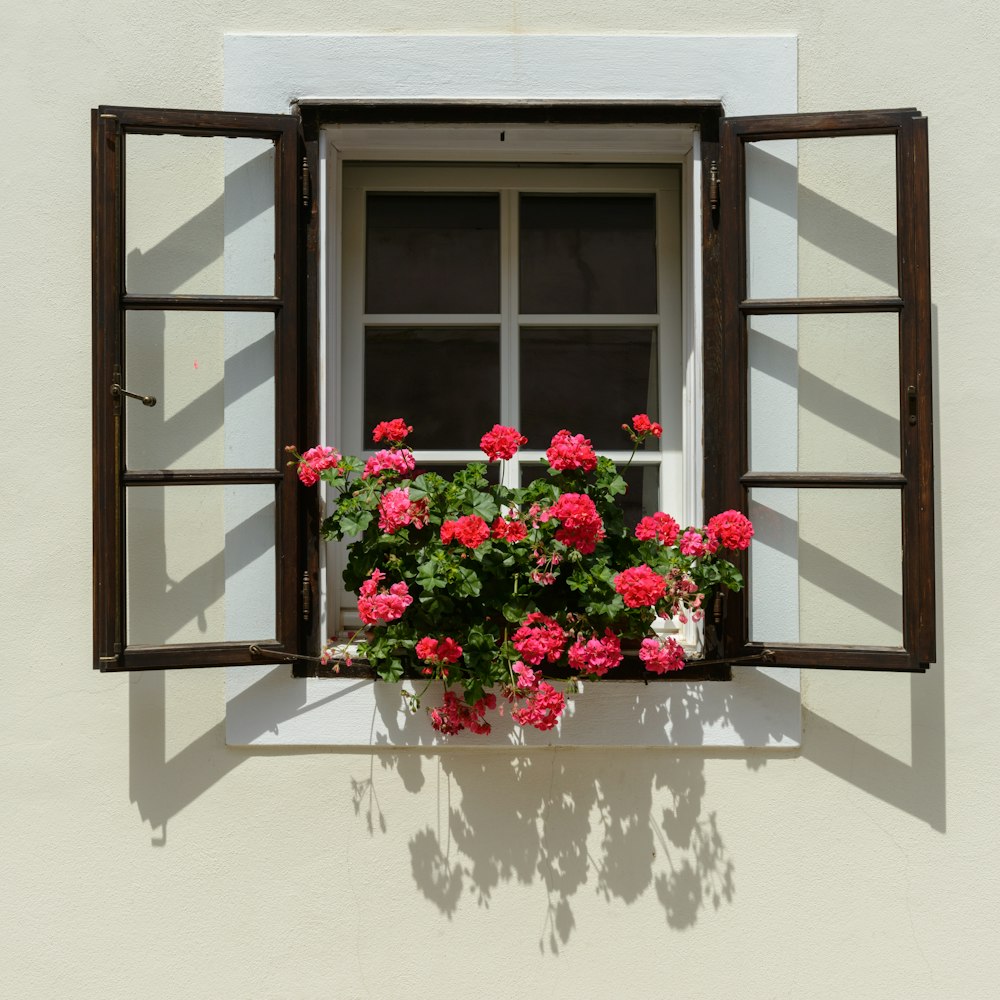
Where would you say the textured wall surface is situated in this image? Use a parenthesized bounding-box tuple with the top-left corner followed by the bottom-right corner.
(2, 3, 998, 998)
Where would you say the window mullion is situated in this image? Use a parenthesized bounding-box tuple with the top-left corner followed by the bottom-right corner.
(501, 186, 520, 489)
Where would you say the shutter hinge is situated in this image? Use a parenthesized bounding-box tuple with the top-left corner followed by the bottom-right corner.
(708, 161, 720, 212)
(301, 156, 311, 209)
(301, 570, 311, 622)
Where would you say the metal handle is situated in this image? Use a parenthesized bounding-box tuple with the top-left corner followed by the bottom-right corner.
(111, 383, 156, 407)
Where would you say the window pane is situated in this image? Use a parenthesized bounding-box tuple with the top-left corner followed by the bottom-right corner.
(125, 134, 275, 296)
(126, 485, 275, 645)
(746, 135, 898, 299)
(125, 311, 275, 471)
(365, 194, 500, 313)
(519, 195, 657, 314)
(364, 327, 500, 449)
(748, 488, 903, 647)
(519, 327, 659, 450)
(521, 464, 658, 531)
(748, 313, 900, 473)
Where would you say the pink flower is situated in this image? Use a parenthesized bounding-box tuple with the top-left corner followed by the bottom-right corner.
(512, 660, 540, 690)
(415, 636, 464, 665)
(511, 682, 566, 731)
(296, 444, 341, 486)
(440, 515, 491, 549)
(357, 570, 413, 626)
(429, 691, 496, 736)
(706, 509, 754, 551)
(635, 511, 681, 546)
(632, 413, 663, 438)
(480, 424, 528, 462)
(567, 629, 623, 676)
(512, 613, 566, 666)
(614, 564, 668, 608)
(543, 492, 605, 554)
(362, 448, 416, 479)
(546, 429, 598, 473)
(679, 529, 709, 557)
(639, 636, 686, 674)
(371, 418, 413, 444)
(378, 488, 412, 534)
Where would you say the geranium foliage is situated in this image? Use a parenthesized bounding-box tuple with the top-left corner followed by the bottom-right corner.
(288, 416, 752, 737)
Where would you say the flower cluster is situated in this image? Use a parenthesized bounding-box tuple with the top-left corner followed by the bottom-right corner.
(480, 424, 528, 462)
(639, 636, 687, 674)
(297, 417, 751, 738)
(357, 569, 413, 626)
(363, 448, 416, 479)
(293, 445, 341, 486)
(614, 564, 668, 608)
(544, 492, 605, 554)
(567, 629, 623, 676)
(707, 509, 755, 551)
(440, 514, 491, 549)
(372, 418, 413, 444)
(635, 511, 680, 546)
(512, 613, 566, 665)
(430, 690, 496, 735)
(378, 487, 428, 534)
(546, 429, 598, 473)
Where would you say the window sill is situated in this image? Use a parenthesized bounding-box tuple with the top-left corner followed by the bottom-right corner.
(225, 664, 800, 748)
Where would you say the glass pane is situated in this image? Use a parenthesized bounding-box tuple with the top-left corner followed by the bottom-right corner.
(521, 464, 658, 531)
(125, 134, 275, 296)
(748, 313, 900, 473)
(748, 488, 903, 647)
(519, 195, 657, 314)
(126, 485, 276, 645)
(364, 327, 500, 449)
(520, 327, 659, 450)
(746, 135, 898, 299)
(126, 311, 275, 471)
(365, 194, 500, 313)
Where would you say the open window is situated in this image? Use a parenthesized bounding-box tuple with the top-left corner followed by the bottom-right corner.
(93, 103, 934, 675)
(91, 106, 312, 670)
(714, 109, 934, 671)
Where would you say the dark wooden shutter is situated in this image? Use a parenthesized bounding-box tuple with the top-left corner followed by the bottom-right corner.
(92, 106, 316, 670)
(714, 108, 934, 671)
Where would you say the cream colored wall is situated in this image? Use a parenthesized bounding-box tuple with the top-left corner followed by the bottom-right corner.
(1, 3, 996, 998)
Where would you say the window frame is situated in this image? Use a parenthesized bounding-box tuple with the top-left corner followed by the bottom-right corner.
(92, 100, 935, 679)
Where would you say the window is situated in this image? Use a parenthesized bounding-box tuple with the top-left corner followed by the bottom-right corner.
(93, 101, 934, 683)
(333, 161, 684, 634)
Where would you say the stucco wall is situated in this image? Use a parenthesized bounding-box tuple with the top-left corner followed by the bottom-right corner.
(2, 3, 997, 998)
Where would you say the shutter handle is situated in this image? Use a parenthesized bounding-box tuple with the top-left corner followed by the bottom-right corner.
(111, 383, 157, 407)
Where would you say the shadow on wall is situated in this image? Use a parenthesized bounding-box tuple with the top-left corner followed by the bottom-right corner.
(379, 750, 734, 950)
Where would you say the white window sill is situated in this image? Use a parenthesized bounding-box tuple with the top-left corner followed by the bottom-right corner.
(226, 665, 801, 748)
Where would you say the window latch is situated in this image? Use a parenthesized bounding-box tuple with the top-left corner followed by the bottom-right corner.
(709, 160, 720, 212)
(110, 382, 156, 407)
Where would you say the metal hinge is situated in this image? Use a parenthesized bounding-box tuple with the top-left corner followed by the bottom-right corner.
(301, 570, 311, 622)
(708, 161, 720, 212)
(301, 156, 311, 209)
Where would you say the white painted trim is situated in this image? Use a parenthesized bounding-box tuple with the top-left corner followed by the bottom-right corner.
(224, 33, 801, 749)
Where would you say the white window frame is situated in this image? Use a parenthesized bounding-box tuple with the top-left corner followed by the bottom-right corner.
(334, 157, 688, 635)
(223, 32, 802, 748)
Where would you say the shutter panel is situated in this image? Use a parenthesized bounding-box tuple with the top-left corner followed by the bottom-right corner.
(92, 106, 316, 670)
(716, 108, 934, 671)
